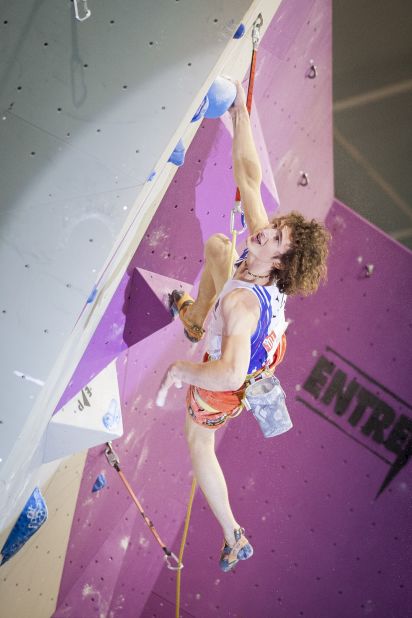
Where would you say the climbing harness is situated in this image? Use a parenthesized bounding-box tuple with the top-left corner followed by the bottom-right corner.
(175, 15, 264, 617)
(104, 442, 182, 571)
(227, 14, 262, 279)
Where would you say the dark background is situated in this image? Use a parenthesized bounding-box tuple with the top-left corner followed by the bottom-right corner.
(333, 0, 412, 249)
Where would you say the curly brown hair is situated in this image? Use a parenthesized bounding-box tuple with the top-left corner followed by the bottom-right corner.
(269, 211, 331, 296)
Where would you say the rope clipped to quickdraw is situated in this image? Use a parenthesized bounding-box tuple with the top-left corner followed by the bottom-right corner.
(105, 442, 182, 571)
(227, 13, 262, 280)
(175, 15, 263, 618)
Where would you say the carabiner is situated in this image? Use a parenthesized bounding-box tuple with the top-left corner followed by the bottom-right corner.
(252, 13, 263, 49)
(165, 551, 183, 571)
(230, 201, 247, 235)
(73, 0, 91, 22)
(105, 442, 120, 469)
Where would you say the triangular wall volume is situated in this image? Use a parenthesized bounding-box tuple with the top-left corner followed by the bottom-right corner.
(44, 360, 123, 462)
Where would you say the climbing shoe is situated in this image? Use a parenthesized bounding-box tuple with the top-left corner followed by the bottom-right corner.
(219, 528, 254, 572)
(169, 289, 205, 343)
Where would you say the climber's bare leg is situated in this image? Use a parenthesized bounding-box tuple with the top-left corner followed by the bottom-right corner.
(185, 411, 239, 546)
(185, 234, 238, 328)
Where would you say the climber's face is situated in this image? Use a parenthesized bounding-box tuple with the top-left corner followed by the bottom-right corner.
(247, 223, 292, 268)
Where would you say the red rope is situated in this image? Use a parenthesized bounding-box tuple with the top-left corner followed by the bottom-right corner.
(246, 48, 257, 113)
(235, 47, 257, 204)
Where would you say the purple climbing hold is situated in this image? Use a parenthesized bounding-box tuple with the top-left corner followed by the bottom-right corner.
(233, 23, 245, 39)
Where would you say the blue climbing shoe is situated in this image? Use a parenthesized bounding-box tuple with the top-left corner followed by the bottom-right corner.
(219, 528, 254, 572)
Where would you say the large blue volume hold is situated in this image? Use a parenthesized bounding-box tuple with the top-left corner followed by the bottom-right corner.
(204, 77, 237, 119)
(1, 487, 48, 565)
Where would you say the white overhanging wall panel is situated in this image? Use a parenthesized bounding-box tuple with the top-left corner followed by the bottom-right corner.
(0, 0, 282, 529)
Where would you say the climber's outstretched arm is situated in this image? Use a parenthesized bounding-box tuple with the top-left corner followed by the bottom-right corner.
(229, 81, 270, 235)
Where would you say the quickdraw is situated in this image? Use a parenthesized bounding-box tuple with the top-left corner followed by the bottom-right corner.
(105, 442, 182, 571)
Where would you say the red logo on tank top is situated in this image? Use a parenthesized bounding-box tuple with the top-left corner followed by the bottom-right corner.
(263, 330, 276, 353)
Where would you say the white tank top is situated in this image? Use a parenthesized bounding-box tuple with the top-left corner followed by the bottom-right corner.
(206, 250, 288, 374)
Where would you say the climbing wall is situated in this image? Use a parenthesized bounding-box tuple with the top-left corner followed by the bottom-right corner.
(5, 1, 410, 617)
(51, 0, 339, 615)
(1, 0, 336, 614)
(0, 0, 263, 528)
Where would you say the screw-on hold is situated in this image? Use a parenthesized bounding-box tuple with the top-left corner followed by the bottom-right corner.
(365, 264, 374, 277)
(87, 286, 98, 304)
(233, 23, 245, 39)
(299, 172, 309, 187)
(307, 60, 317, 79)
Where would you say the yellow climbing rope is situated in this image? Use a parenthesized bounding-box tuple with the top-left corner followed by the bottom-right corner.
(175, 477, 197, 618)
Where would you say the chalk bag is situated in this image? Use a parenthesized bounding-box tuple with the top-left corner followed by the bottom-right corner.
(243, 375, 292, 438)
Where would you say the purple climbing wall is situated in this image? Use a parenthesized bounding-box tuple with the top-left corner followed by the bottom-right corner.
(51, 1, 411, 616)
(255, 0, 333, 219)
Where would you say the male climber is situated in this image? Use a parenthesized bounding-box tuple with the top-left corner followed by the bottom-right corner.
(156, 80, 330, 572)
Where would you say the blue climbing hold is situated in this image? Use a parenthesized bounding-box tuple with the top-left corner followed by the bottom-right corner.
(204, 77, 236, 119)
(87, 285, 98, 304)
(92, 473, 107, 492)
(168, 138, 186, 167)
(233, 24, 245, 39)
(1, 487, 48, 565)
(147, 170, 156, 182)
(102, 398, 121, 430)
(191, 95, 209, 122)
